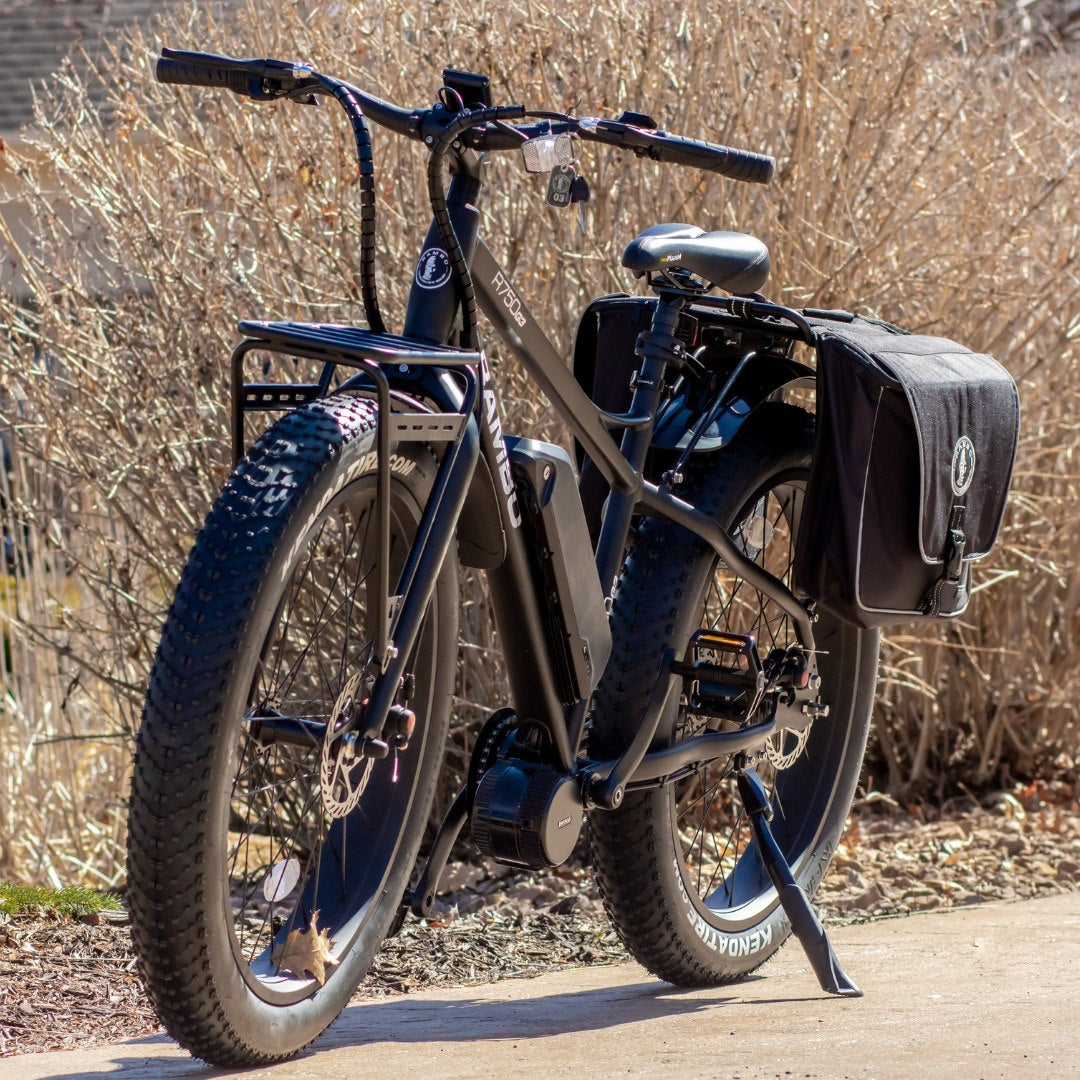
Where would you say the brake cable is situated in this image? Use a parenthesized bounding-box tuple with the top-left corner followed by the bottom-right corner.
(311, 73, 386, 334)
(424, 104, 526, 351)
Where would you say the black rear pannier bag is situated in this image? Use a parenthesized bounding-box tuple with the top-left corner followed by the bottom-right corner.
(795, 316, 1019, 629)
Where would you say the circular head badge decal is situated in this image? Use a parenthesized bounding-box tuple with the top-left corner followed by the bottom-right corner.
(951, 435, 976, 496)
(415, 247, 452, 289)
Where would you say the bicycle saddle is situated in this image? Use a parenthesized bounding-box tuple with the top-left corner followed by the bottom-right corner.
(621, 223, 770, 295)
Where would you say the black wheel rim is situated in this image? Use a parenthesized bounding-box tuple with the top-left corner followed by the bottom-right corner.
(670, 470, 849, 929)
(221, 478, 434, 1004)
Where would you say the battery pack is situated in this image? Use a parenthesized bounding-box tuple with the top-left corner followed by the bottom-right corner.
(506, 437, 612, 702)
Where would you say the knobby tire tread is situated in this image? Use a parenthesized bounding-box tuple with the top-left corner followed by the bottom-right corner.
(128, 395, 392, 1066)
(589, 404, 866, 987)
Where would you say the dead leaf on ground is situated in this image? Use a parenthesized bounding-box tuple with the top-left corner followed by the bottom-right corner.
(270, 912, 338, 985)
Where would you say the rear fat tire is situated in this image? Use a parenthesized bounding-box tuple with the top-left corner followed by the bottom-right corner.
(127, 394, 458, 1065)
(588, 404, 879, 985)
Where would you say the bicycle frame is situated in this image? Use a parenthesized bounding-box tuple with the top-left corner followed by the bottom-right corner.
(142, 55, 867, 1024)
(231, 149, 816, 794)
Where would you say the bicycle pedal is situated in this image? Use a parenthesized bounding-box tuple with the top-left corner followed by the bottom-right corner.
(672, 630, 764, 720)
(682, 629, 764, 674)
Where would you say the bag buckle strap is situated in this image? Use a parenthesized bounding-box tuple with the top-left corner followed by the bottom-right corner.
(922, 507, 967, 616)
(944, 506, 967, 582)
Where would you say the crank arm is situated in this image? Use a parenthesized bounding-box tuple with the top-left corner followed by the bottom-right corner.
(736, 767, 861, 997)
(586, 648, 679, 809)
(580, 713, 779, 798)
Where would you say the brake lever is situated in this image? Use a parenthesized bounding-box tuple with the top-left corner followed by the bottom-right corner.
(577, 116, 650, 155)
(255, 74, 321, 105)
(594, 119, 665, 158)
(281, 88, 320, 106)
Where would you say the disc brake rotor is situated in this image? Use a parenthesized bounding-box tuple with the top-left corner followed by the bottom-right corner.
(319, 671, 374, 819)
(736, 501, 774, 560)
(764, 722, 812, 770)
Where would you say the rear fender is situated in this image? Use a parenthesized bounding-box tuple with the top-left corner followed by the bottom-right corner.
(652, 354, 814, 452)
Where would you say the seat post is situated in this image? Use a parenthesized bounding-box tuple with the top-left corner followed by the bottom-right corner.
(591, 294, 687, 605)
(618, 294, 686, 474)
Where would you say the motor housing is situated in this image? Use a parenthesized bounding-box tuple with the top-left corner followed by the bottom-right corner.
(471, 759, 583, 870)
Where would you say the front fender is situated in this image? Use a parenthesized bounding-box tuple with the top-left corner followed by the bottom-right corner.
(652, 354, 814, 452)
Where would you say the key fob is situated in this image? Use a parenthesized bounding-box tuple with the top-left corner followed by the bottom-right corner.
(546, 164, 575, 208)
(569, 175, 591, 203)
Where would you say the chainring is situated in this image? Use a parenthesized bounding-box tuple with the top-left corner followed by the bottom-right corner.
(466, 708, 518, 811)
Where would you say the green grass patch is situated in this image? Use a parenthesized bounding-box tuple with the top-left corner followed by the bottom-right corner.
(0, 882, 122, 917)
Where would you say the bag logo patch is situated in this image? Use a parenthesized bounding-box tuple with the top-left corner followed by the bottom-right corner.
(415, 248, 452, 289)
(951, 436, 976, 496)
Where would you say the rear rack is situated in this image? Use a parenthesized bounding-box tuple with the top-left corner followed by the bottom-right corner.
(651, 289, 823, 346)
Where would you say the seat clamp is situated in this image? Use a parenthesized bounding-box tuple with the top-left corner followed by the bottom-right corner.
(634, 330, 686, 370)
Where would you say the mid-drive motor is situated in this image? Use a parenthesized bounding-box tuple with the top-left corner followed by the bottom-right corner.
(471, 757, 584, 870)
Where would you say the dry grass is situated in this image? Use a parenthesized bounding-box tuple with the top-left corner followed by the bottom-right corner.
(0, 0, 1077, 884)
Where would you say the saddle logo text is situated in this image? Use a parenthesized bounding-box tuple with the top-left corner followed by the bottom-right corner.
(415, 247, 452, 289)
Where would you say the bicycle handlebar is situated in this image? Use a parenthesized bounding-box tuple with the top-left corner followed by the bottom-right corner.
(155, 48, 774, 184)
(156, 48, 419, 135)
(157, 49, 313, 96)
(581, 120, 774, 184)
(464, 116, 774, 185)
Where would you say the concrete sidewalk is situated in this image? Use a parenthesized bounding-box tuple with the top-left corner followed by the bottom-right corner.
(1, 892, 1077, 1080)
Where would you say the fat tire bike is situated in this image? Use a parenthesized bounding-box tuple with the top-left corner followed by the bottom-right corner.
(127, 49, 880, 1066)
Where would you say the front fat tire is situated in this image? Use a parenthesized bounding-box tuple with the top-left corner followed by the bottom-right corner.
(127, 394, 458, 1065)
(589, 404, 879, 987)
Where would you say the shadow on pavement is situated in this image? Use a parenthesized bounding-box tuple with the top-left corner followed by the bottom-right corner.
(36, 976, 814, 1079)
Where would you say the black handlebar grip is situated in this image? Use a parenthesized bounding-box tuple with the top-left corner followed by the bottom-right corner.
(602, 124, 775, 185)
(715, 145, 775, 185)
(156, 56, 259, 96)
(651, 133, 774, 184)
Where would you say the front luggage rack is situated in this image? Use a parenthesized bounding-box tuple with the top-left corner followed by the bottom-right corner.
(236, 320, 482, 366)
(228, 320, 482, 687)
(230, 321, 482, 465)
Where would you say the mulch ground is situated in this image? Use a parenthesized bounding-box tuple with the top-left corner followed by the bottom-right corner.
(2, 779, 1077, 1057)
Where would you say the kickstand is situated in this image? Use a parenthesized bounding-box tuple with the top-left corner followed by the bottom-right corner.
(403, 784, 469, 919)
(736, 766, 862, 997)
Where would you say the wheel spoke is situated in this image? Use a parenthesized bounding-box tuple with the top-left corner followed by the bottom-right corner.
(225, 477, 397, 985)
(337, 506, 374, 684)
(674, 474, 813, 914)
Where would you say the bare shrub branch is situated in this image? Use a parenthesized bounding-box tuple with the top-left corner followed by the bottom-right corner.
(1, 0, 1076, 883)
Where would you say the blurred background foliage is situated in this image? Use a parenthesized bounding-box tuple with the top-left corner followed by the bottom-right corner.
(0, 0, 1076, 885)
